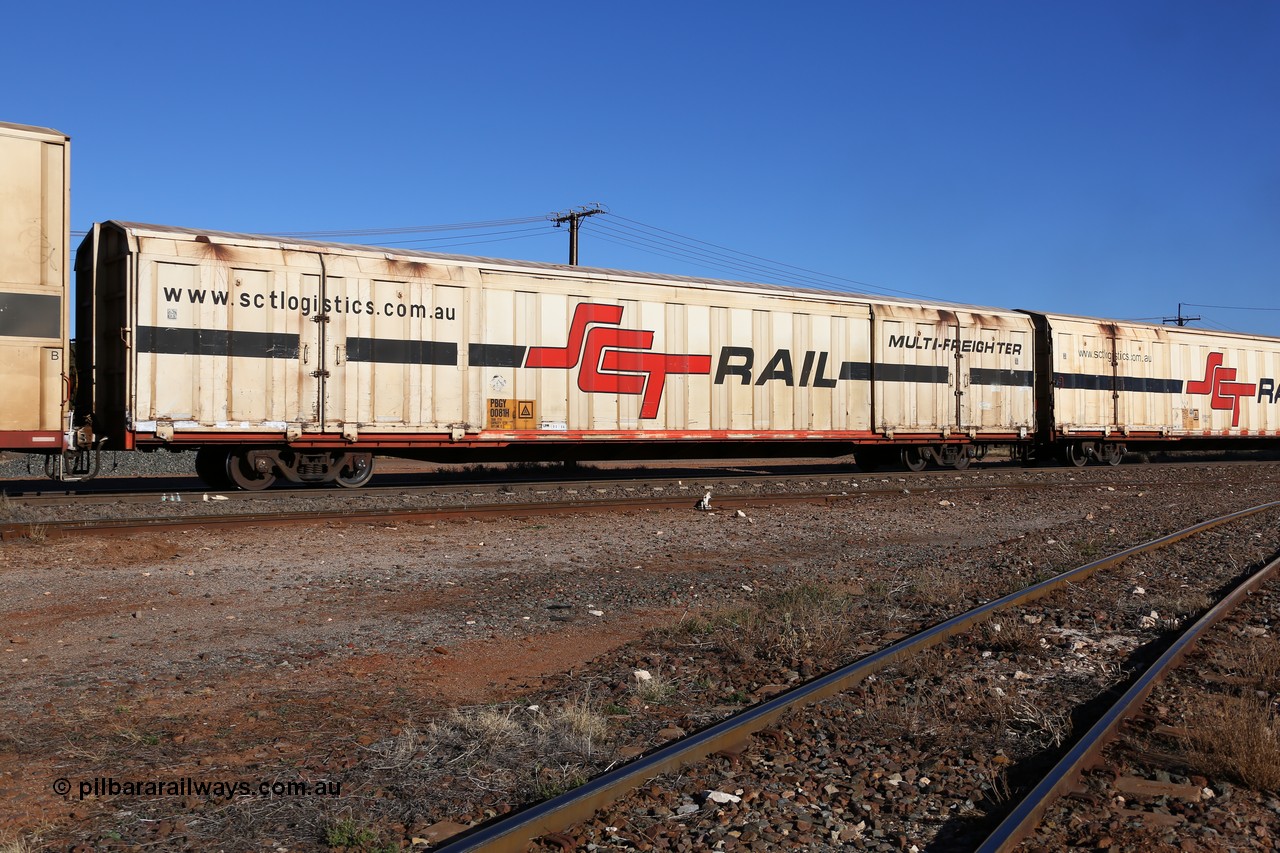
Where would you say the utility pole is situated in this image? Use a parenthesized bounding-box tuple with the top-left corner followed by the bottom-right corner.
(550, 204, 606, 265)
(1162, 303, 1201, 327)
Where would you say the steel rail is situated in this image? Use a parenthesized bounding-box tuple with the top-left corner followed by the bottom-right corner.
(0, 475, 1198, 509)
(976, 541, 1280, 851)
(8, 455, 1270, 505)
(0, 467, 1175, 507)
(0, 474, 1241, 536)
(0, 490, 854, 540)
(430, 501, 1280, 853)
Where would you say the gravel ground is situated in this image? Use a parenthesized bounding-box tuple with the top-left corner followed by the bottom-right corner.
(1, 461, 1278, 851)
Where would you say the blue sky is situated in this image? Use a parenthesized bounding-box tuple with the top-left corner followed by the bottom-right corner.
(6, 2, 1278, 334)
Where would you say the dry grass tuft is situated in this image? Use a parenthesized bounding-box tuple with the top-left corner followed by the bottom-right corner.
(1147, 589, 1213, 624)
(1183, 693, 1280, 791)
(861, 669, 1069, 756)
(416, 697, 612, 799)
(977, 618, 1044, 656)
(1007, 700, 1072, 749)
(715, 584, 861, 664)
(899, 563, 970, 609)
(652, 613, 717, 649)
(370, 724, 420, 769)
(0, 826, 49, 853)
(1235, 637, 1280, 694)
(630, 671, 676, 704)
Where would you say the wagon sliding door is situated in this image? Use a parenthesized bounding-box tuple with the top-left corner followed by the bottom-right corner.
(873, 309, 955, 435)
(322, 273, 466, 436)
(1049, 321, 1120, 433)
(132, 249, 324, 437)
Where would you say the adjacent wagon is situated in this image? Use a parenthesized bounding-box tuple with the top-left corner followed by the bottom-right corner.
(0, 121, 70, 461)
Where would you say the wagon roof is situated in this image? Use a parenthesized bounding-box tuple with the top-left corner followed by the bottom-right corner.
(100, 220, 1022, 316)
(1026, 308, 1280, 343)
(0, 120, 68, 139)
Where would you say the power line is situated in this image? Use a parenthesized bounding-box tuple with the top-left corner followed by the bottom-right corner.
(267, 216, 547, 238)
(604, 214, 934, 301)
(587, 221, 836, 288)
(585, 219, 896, 295)
(585, 229, 829, 287)
(366, 225, 553, 247)
(1193, 314, 1250, 335)
(388, 230, 558, 251)
(1181, 302, 1280, 312)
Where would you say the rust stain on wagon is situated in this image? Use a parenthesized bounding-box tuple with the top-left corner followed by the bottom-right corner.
(191, 235, 246, 264)
(381, 257, 450, 281)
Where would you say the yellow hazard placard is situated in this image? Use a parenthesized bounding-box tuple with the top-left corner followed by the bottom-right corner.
(515, 399, 536, 430)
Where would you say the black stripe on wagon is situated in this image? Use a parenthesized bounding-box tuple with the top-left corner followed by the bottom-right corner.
(1054, 372, 1110, 391)
(875, 364, 950, 384)
(970, 368, 1034, 387)
(839, 362, 952, 383)
(469, 343, 527, 367)
(838, 361, 872, 381)
(136, 326, 300, 359)
(1054, 372, 1183, 393)
(345, 337, 458, 365)
(0, 292, 61, 339)
(1115, 376, 1184, 393)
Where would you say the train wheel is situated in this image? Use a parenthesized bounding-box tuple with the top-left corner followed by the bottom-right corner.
(1103, 443, 1126, 467)
(901, 447, 928, 472)
(226, 450, 277, 491)
(334, 453, 374, 489)
(195, 448, 231, 489)
(952, 450, 972, 471)
(1062, 443, 1089, 468)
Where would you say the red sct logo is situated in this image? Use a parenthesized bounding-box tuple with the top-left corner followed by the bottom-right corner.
(1186, 352, 1256, 427)
(525, 304, 712, 419)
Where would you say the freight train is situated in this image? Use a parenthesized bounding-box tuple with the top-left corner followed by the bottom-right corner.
(4, 120, 1280, 489)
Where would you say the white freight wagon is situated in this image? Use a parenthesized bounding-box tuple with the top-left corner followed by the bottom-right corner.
(0, 121, 70, 456)
(75, 222, 1037, 487)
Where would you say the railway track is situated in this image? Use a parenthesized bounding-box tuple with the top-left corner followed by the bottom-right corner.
(417, 503, 1280, 852)
(5, 461, 1277, 540)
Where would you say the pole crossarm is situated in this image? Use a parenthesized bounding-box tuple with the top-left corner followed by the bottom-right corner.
(549, 204, 607, 265)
